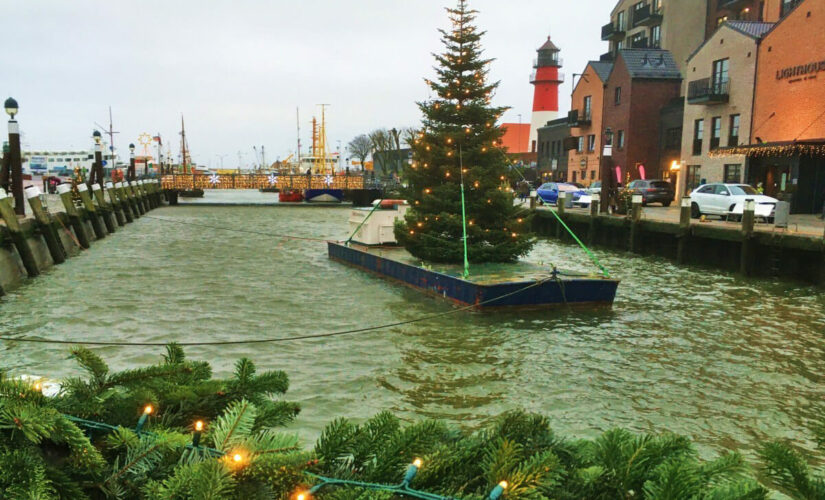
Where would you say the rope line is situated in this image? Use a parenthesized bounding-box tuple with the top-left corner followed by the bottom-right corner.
(545, 207, 610, 278)
(0, 277, 552, 347)
(141, 215, 332, 243)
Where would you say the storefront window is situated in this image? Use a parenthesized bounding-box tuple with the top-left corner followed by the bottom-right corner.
(687, 165, 702, 193)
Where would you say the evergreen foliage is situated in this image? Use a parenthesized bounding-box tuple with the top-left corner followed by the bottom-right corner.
(759, 424, 825, 499)
(394, 0, 534, 263)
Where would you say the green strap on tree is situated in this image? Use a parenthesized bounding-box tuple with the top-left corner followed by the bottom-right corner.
(460, 183, 469, 279)
(547, 207, 610, 278)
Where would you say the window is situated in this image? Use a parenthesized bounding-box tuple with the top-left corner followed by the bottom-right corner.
(728, 114, 740, 146)
(590, 170, 596, 180)
(587, 135, 596, 152)
(583, 96, 592, 120)
(651, 25, 661, 48)
(572, 171, 577, 182)
(617, 130, 625, 149)
(531, 140, 536, 153)
(614, 87, 622, 105)
(712, 58, 729, 93)
(665, 127, 682, 149)
(781, 0, 801, 17)
(710, 116, 721, 150)
(617, 10, 626, 30)
(724, 164, 741, 183)
(693, 119, 704, 155)
(577, 136, 584, 152)
(717, 15, 728, 25)
(633, 1, 646, 22)
(686, 165, 702, 193)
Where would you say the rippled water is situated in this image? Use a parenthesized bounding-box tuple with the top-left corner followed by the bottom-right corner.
(2, 197, 824, 456)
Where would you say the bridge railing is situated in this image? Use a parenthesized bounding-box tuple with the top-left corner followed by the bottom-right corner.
(160, 174, 365, 190)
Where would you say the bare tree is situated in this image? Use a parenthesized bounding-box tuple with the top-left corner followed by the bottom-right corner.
(401, 127, 419, 149)
(347, 134, 372, 172)
(368, 129, 394, 177)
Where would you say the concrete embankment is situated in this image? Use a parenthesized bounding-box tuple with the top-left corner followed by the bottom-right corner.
(0, 180, 162, 296)
(533, 207, 825, 287)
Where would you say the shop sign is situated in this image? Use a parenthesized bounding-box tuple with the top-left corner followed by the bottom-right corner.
(776, 60, 825, 82)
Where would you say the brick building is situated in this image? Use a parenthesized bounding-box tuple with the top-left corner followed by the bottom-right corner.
(568, 61, 613, 186)
(712, 0, 825, 213)
(536, 118, 570, 182)
(706, 0, 798, 37)
(602, 49, 682, 184)
(680, 21, 774, 195)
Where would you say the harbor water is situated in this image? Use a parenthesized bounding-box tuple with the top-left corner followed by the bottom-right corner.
(1, 196, 823, 456)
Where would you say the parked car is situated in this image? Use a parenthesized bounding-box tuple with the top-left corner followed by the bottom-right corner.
(626, 179, 675, 206)
(588, 181, 603, 194)
(536, 182, 588, 205)
(689, 183, 777, 222)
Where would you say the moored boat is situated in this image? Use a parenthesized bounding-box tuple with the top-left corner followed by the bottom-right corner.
(278, 188, 304, 203)
(304, 188, 343, 203)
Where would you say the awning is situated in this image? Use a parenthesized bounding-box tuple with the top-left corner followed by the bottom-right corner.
(708, 139, 825, 158)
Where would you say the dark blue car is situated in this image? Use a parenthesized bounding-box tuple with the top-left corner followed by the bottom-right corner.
(536, 182, 588, 205)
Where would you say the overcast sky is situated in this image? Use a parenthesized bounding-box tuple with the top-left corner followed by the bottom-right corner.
(2, 0, 611, 168)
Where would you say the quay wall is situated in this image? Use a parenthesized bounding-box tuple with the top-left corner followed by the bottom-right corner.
(0, 187, 163, 296)
(533, 210, 825, 286)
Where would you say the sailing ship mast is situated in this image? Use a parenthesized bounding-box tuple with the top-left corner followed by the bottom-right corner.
(179, 115, 190, 173)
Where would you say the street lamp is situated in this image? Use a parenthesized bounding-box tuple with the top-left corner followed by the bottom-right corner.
(4, 97, 18, 119)
(91, 130, 104, 188)
(129, 143, 136, 181)
(3, 97, 24, 215)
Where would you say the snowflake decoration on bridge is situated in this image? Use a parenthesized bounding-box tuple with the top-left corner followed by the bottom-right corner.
(324, 175, 333, 186)
(268, 174, 278, 186)
(208, 174, 220, 186)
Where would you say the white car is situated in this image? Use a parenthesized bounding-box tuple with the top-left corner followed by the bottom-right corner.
(689, 183, 777, 222)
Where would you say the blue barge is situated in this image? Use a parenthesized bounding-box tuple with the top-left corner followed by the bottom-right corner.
(328, 242, 619, 309)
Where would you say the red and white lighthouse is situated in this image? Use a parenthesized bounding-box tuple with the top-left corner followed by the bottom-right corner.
(529, 36, 563, 150)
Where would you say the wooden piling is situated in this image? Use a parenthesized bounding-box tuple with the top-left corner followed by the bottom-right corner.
(629, 195, 643, 253)
(77, 184, 106, 239)
(149, 180, 159, 208)
(0, 187, 40, 277)
(136, 181, 150, 212)
(588, 194, 600, 245)
(740, 202, 756, 275)
(556, 192, 566, 239)
(106, 182, 126, 226)
(676, 197, 692, 264)
(25, 186, 65, 264)
(57, 183, 90, 249)
(118, 183, 136, 222)
(92, 184, 116, 233)
(128, 181, 145, 215)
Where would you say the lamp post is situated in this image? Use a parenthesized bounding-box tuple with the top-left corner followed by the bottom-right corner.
(4, 97, 24, 216)
(128, 143, 136, 181)
(90, 130, 104, 188)
(599, 127, 614, 214)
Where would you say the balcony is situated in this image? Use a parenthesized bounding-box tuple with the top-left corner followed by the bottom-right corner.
(687, 78, 731, 104)
(717, 0, 750, 11)
(600, 51, 614, 62)
(530, 70, 565, 83)
(601, 22, 626, 41)
(534, 56, 563, 68)
(630, 37, 649, 49)
(567, 109, 592, 127)
(633, 4, 663, 27)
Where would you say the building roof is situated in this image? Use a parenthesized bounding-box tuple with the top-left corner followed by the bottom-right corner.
(537, 117, 569, 130)
(589, 61, 614, 82)
(687, 21, 774, 63)
(537, 36, 559, 52)
(618, 49, 682, 80)
(725, 20, 775, 39)
(499, 123, 531, 153)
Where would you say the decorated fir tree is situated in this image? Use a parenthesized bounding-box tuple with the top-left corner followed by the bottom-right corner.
(395, 0, 534, 264)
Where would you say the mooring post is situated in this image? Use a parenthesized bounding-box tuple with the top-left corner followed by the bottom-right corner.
(136, 180, 150, 212)
(25, 186, 66, 264)
(677, 197, 691, 264)
(127, 182, 142, 217)
(91, 184, 116, 233)
(106, 182, 126, 226)
(125, 181, 139, 215)
(740, 199, 756, 275)
(629, 194, 643, 253)
(77, 184, 106, 239)
(151, 180, 160, 207)
(588, 193, 600, 245)
(0, 187, 39, 276)
(119, 182, 136, 223)
(555, 192, 567, 239)
(57, 183, 90, 249)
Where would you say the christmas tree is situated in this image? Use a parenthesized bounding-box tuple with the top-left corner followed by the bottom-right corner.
(395, 0, 534, 264)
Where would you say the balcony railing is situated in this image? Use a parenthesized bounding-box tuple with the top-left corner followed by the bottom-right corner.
(567, 109, 592, 127)
(687, 78, 731, 104)
(601, 22, 626, 41)
(534, 56, 563, 68)
(633, 4, 663, 27)
(530, 70, 565, 83)
(630, 37, 649, 49)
